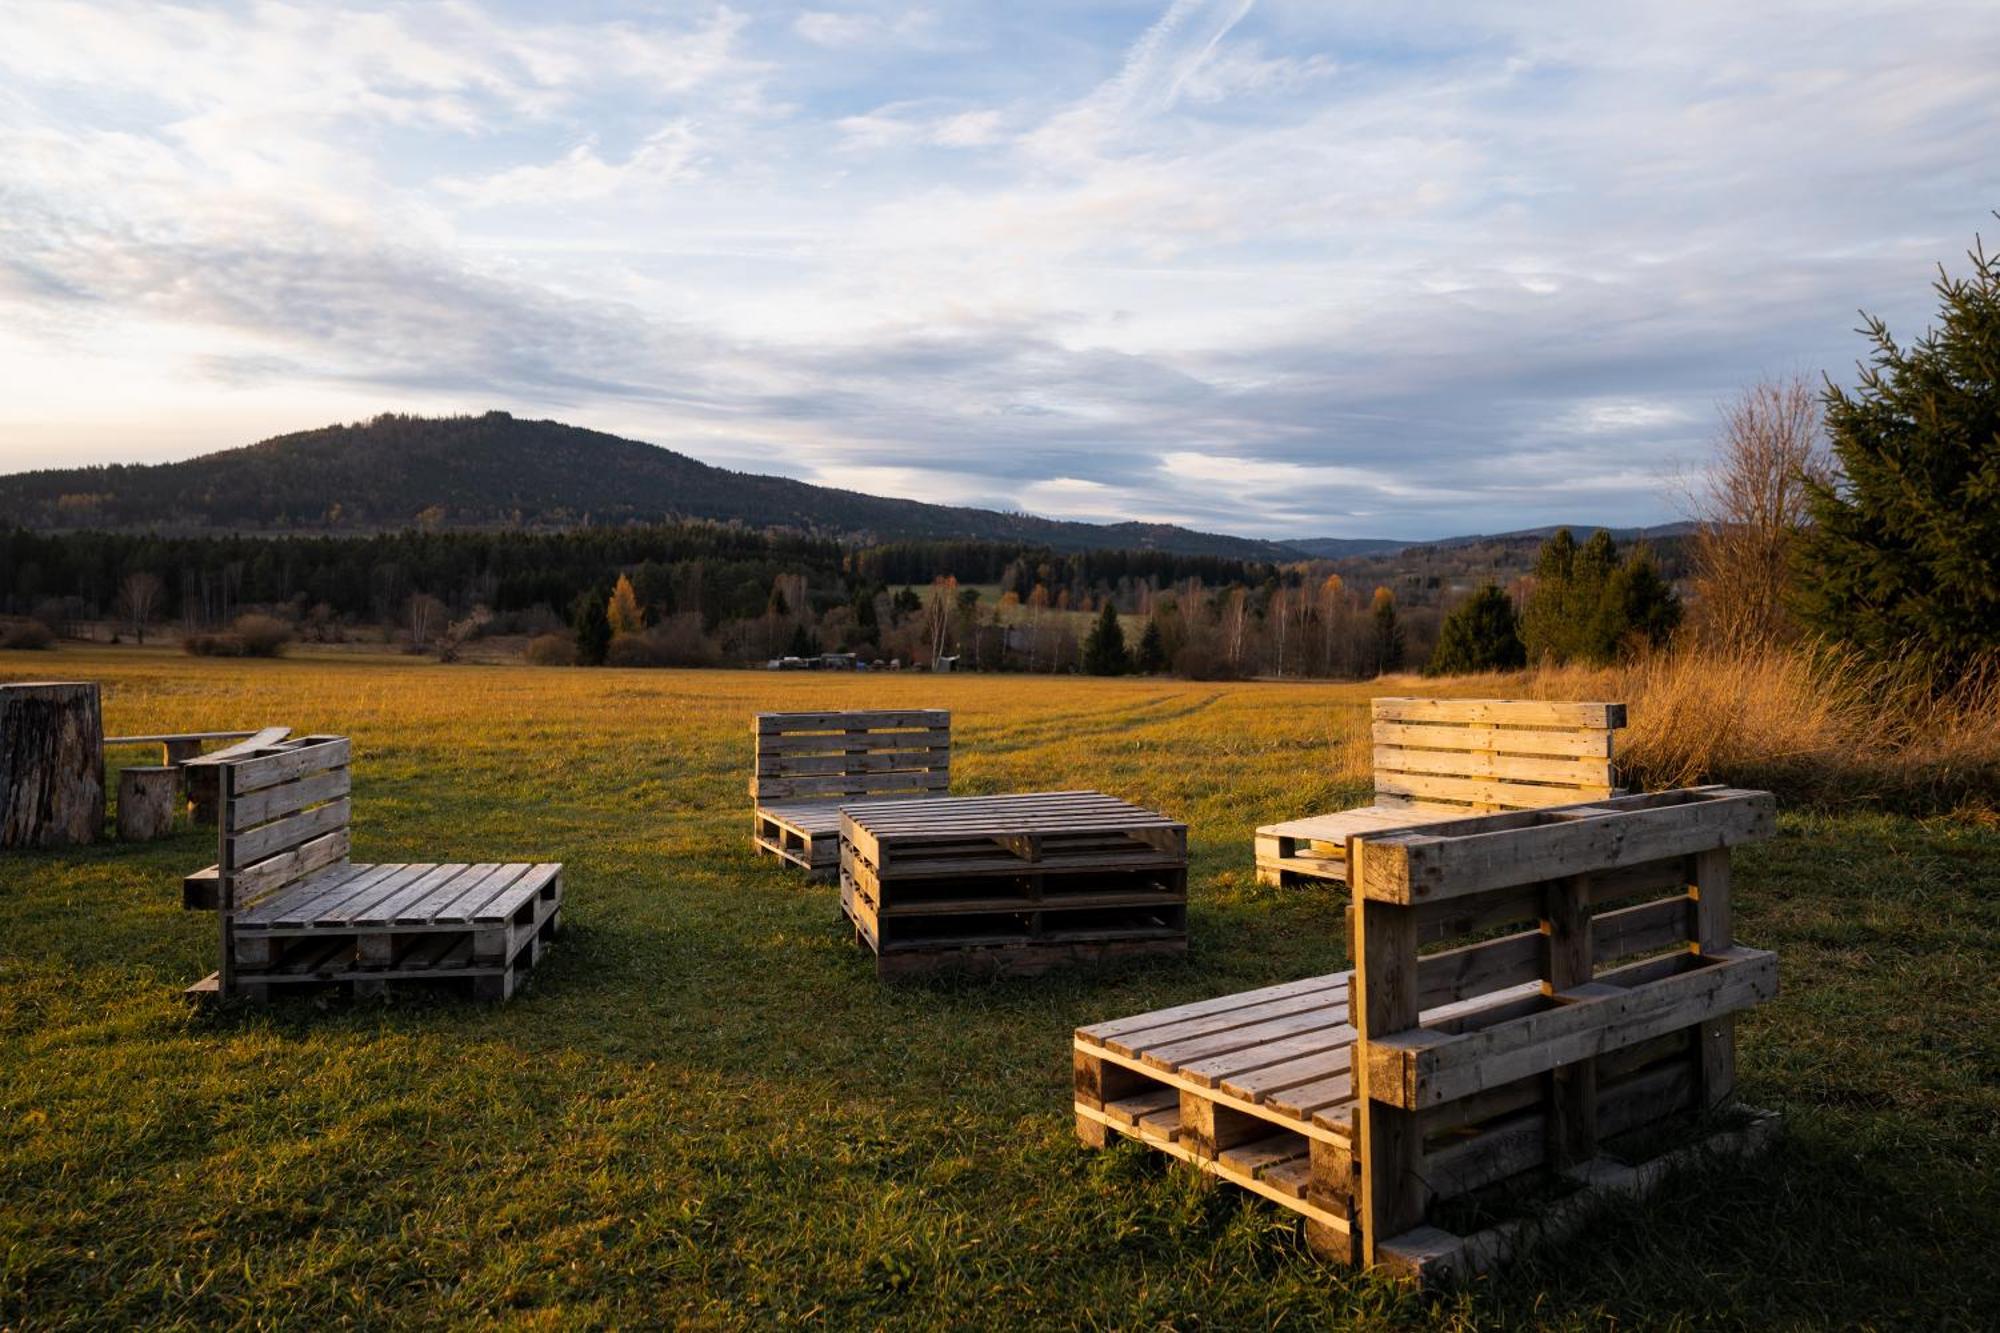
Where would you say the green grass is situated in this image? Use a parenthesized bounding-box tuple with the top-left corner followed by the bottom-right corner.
(2, 649, 1996, 1329)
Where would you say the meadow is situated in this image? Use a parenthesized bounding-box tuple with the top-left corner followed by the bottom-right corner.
(1, 648, 1995, 1329)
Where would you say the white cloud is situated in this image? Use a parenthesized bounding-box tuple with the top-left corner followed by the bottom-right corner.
(2, 0, 1996, 537)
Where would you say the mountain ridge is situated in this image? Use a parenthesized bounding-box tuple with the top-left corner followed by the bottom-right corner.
(0, 412, 1301, 560)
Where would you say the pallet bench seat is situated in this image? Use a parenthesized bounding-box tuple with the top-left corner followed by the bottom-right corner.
(752, 709, 949, 877)
(1081, 787, 1779, 1283)
(1255, 698, 1625, 888)
(186, 735, 563, 1003)
(842, 790, 1187, 978)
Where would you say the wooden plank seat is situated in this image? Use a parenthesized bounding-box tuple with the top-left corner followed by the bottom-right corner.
(185, 735, 564, 1004)
(751, 709, 950, 877)
(843, 790, 1188, 978)
(1081, 787, 1781, 1283)
(1255, 698, 1625, 888)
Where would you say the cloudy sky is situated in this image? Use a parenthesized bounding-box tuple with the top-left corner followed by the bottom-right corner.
(2, 1, 1995, 539)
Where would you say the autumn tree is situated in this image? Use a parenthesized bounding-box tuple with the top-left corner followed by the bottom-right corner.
(607, 574, 645, 637)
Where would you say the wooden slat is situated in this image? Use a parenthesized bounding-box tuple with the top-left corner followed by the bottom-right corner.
(1364, 947, 1778, 1110)
(1371, 699, 1626, 729)
(756, 709, 947, 732)
(1375, 770, 1615, 811)
(181, 726, 294, 768)
(753, 730, 950, 758)
(1375, 746, 1613, 789)
(755, 770, 949, 801)
(231, 829, 350, 903)
(227, 797, 351, 866)
(1079, 974, 1349, 1046)
(1359, 790, 1777, 904)
(1371, 721, 1615, 759)
(227, 737, 350, 794)
(230, 767, 350, 828)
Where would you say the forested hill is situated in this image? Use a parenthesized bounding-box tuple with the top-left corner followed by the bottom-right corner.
(0, 412, 1298, 560)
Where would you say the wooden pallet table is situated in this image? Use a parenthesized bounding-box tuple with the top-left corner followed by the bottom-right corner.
(752, 710, 950, 877)
(1081, 787, 1782, 1282)
(842, 790, 1187, 978)
(1255, 698, 1624, 888)
(186, 735, 564, 1004)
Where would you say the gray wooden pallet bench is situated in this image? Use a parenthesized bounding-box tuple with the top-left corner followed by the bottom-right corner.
(842, 790, 1188, 978)
(751, 709, 950, 878)
(184, 735, 563, 1004)
(1078, 786, 1778, 1283)
(1254, 698, 1625, 888)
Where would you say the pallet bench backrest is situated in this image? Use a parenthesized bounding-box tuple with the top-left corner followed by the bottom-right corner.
(1345, 786, 1777, 1266)
(751, 710, 950, 803)
(1370, 697, 1625, 814)
(214, 735, 353, 993)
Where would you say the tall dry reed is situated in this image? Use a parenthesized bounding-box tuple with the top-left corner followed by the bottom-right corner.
(1514, 644, 1999, 813)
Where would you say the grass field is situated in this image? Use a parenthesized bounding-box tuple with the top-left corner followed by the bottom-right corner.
(2, 649, 1996, 1329)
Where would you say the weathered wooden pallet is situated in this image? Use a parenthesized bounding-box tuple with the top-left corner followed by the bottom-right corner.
(1076, 968, 1780, 1278)
(189, 734, 565, 1005)
(841, 791, 1188, 977)
(752, 710, 951, 874)
(192, 864, 563, 1002)
(1255, 698, 1626, 887)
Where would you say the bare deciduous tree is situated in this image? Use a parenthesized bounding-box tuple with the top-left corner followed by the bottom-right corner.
(407, 592, 448, 650)
(1683, 376, 1833, 652)
(115, 572, 163, 644)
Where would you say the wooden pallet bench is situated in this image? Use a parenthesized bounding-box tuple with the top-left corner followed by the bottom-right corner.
(751, 709, 949, 878)
(185, 735, 564, 1003)
(1255, 698, 1624, 888)
(1080, 787, 1779, 1282)
(842, 790, 1187, 978)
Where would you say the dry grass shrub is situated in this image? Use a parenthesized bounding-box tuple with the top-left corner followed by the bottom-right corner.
(1514, 643, 1999, 812)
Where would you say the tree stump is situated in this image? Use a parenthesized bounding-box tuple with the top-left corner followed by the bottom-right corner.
(0, 682, 105, 847)
(186, 764, 222, 825)
(117, 766, 177, 841)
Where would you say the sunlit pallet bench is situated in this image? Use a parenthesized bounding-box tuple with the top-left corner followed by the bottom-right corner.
(1254, 698, 1624, 888)
(184, 735, 563, 1004)
(751, 710, 950, 878)
(1080, 787, 1779, 1282)
(843, 790, 1188, 978)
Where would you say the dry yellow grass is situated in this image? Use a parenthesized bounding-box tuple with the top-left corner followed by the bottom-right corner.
(1506, 644, 2000, 812)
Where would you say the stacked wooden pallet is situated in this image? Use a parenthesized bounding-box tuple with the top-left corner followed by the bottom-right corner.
(1080, 787, 1781, 1281)
(841, 791, 1187, 977)
(187, 735, 564, 1004)
(1255, 698, 1625, 888)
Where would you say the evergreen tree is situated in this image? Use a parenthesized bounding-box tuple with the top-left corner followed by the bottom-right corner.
(1135, 617, 1168, 674)
(786, 623, 817, 658)
(1427, 584, 1526, 675)
(1370, 587, 1405, 675)
(571, 588, 611, 666)
(1523, 528, 1680, 665)
(1082, 601, 1130, 675)
(1521, 528, 1577, 663)
(1600, 549, 1682, 655)
(1795, 232, 2000, 676)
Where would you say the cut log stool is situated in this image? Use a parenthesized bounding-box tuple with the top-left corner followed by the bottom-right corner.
(0, 681, 105, 848)
(117, 765, 177, 840)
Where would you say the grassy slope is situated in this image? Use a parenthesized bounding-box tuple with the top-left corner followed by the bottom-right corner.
(0, 650, 1994, 1330)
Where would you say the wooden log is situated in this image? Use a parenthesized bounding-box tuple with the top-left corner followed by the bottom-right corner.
(0, 682, 105, 847)
(116, 765, 177, 841)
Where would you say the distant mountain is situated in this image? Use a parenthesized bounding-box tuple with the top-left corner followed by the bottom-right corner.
(1412, 522, 1698, 549)
(1282, 536, 1413, 558)
(0, 412, 1300, 561)
(1286, 523, 1694, 559)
